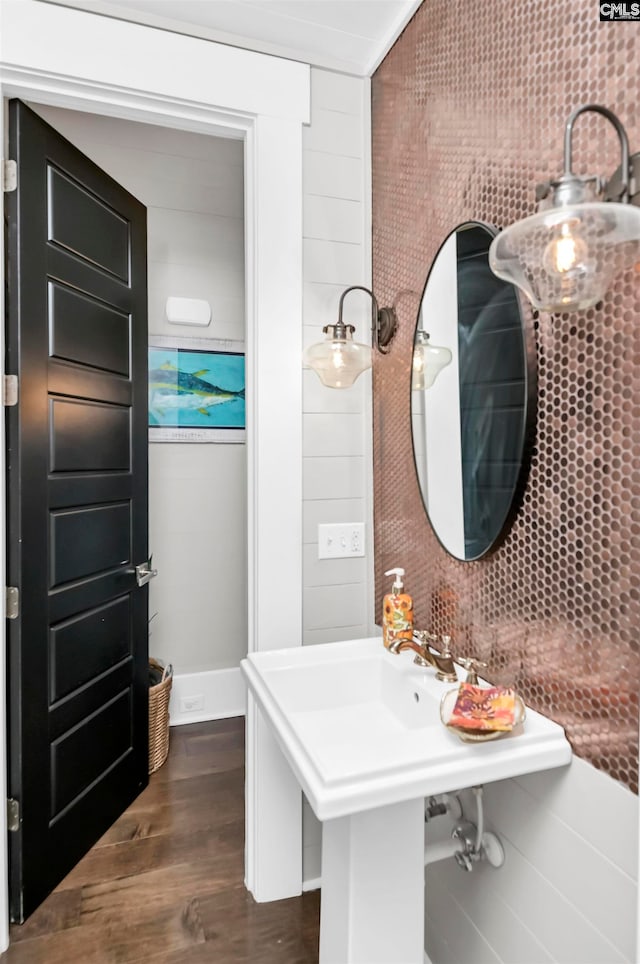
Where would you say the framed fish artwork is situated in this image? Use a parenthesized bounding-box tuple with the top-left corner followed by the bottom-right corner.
(148, 335, 245, 443)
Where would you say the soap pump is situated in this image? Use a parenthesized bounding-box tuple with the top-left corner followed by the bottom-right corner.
(382, 567, 414, 649)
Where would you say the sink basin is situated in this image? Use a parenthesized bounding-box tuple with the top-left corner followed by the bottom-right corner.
(243, 637, 572, 963)
(241, 636, 572, 821)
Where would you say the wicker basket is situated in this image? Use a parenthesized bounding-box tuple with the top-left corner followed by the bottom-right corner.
(149, 659, 173, 774)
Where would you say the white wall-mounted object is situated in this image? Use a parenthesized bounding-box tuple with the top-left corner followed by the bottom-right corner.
(165, 296, 211, 327)
(318, 522, 365, 558)
(0, 0, 309, 945)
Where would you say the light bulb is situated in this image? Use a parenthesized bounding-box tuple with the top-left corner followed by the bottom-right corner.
(332, 346, 346, 370)
(411, 344, 426, 391)
(542, 220, 590, 275)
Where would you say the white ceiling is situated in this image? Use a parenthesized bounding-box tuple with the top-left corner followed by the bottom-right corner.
(42, 0, 422, 76)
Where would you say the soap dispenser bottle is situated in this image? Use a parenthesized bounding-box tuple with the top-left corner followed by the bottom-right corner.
(382, 568, 414, 649)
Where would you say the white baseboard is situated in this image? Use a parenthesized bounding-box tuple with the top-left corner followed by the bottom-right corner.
(302, 876, 321, 892)
(169, 666, 246, 726)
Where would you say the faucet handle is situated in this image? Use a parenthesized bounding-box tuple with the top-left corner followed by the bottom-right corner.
(456, 656, 487, 685)
(440, 634, 452, 656)
(414, 628, 438, 645)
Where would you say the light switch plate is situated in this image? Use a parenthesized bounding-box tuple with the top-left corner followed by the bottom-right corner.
(318, 523, 365, 559)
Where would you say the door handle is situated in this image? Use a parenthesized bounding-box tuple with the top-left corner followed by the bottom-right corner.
(129, 557, 158, 587)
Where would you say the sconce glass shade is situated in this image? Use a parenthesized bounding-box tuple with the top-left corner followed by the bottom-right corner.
(489, 200, 640, 312)
(412, 331, 452, 390)
(303, 286, 397, 389)
(489, 103, 640, 313)
(302, 324, 371, 389)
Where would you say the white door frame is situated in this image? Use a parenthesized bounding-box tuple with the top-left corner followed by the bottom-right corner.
(0, 1, 308, 946)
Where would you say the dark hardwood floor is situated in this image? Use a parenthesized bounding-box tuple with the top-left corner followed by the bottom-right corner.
(2, 718, 320, 962)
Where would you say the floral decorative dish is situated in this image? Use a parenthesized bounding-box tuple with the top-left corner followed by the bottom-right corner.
(440, 683, 526, 744)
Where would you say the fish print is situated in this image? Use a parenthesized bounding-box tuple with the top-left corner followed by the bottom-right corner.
(149, 362, 245, 417)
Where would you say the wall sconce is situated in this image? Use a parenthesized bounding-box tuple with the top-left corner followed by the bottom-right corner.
(302, 285, 397, 388)
(489, 104, 640, 312)
(412, 330, 452, 390)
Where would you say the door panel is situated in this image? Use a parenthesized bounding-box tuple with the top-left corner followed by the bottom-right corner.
(49, 399, 131, 471)
(47, 166, 130, 280)
(48, 281, 131, 376)
(6, 100, 149, 921)
(48, 364, 132, 406)
(51, 689, 132, 818)
(48, 660, 133, 745)
(50, 596, 132, 701)
(49, 503, 132, 586)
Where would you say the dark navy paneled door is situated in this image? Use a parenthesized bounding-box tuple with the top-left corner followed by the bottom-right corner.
(6, 101, 149, 921)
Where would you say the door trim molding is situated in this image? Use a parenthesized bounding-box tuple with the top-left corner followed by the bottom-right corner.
(0, 0, 308, 943)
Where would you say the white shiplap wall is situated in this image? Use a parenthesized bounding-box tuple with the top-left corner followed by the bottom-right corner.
(426, 757, 638, 964)
(301, 67, 374, 882)
(29, 105, 247, 677)
(302, 68, 373, 646)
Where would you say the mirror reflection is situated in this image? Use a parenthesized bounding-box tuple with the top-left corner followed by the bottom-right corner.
(411, 221, 535, 561)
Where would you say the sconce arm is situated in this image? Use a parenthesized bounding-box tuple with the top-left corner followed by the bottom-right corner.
(337, 285, 397, 354)
(563, 103, 631, 202)
(337, 284, 378, 333)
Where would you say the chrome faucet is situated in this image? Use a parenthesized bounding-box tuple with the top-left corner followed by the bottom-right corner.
(388, 630, 458, 683)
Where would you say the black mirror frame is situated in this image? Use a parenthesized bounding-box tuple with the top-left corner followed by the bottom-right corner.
(410, 220, 538, 562)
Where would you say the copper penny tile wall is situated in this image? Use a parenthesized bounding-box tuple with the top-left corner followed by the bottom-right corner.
(372, 0, 640, 792)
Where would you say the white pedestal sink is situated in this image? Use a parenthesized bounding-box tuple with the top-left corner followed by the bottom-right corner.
(241, 637, 572, 963)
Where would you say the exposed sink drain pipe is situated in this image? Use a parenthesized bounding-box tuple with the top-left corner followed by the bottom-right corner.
(424, 786, 505, 871)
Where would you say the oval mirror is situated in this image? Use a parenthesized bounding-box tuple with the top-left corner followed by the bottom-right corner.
(411, 221, 536, 561)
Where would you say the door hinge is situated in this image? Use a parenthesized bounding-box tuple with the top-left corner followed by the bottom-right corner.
(5, 587, 19, 620)
(2, 160, 17, 193)
(7, 799, 19, 832)
(3, 375, 18, 407)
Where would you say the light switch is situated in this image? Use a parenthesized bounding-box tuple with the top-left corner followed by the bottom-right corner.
(318, 523, 365, 559)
